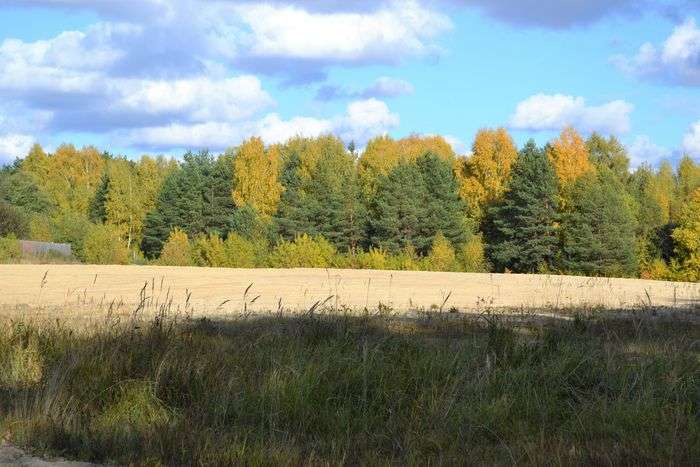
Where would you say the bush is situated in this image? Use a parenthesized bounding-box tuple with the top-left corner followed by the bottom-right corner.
(426, 232, 458, 272)
(158, 228, 193, 267)
(223, 233, 259, 268)
(355, 247, 389, 270)
(0, 202, 28, 237)
(459, 234, 488, 272)
(83, 224, 130, 265)
(269, 234, 336, 268)
(27, 214, 52, 242)
(51, 212, 92, 260)
(192, 233, 227, 267)
(387, 243, 421, 271)
(0, 235, 21, 263)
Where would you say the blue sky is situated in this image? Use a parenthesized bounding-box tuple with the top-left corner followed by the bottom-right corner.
(0, 0, 699, 166)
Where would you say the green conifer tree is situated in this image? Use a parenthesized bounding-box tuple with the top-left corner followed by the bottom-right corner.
(486, 140, 559, 273)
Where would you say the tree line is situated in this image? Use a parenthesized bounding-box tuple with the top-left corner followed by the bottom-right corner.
(0, 127, 699, 281)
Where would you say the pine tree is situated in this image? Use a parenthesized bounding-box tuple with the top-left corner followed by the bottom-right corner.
(486, 140, 559, 273)
(141, 151, 236, 259)
(89, 172, 110, 223)
(560, 169, 638, 276)
(416, 152, 466, 247)
(369, 162, 431, 254)
(275, 139, 367, 252)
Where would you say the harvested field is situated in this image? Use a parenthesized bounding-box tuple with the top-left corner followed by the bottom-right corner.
(1, 264, 698, 315)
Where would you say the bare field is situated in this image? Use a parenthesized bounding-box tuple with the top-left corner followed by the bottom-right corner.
(1, 264, 699, 317)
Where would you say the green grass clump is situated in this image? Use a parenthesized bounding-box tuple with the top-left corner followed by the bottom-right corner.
(0, 308, 698, 465)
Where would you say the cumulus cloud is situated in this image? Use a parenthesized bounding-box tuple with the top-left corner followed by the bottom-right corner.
(316, 77, 414, 101)
(509, 94, 633, 134)
(683, 120, 700, 156)
(118, 98, 399, 151)
(5, 0, 450, 83)
(626, 135, 672, 167)
(613, 18, 700, 86)
(0, 133, 34, 164)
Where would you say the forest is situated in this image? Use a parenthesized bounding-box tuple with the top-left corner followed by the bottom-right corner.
(0, 127, 699, 281)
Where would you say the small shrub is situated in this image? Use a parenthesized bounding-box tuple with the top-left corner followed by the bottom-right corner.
(223, 233, 259, 268)
(27, 214, 53, 242)
(355, 247, 389, 270)
(0, 235, 21, 263)
(83, 223, 130, 265)
(459, 234, 488, 272)
(192, 233, 227, 267)
(388, 243, 421, 271)
(94, 381, 174, 444)
(158, 228, 193, 266)
(269, 234, 336, 268)
(0, 338, 43, 389)
(426, 232, 458, 272)
(0, 201, 28, 237)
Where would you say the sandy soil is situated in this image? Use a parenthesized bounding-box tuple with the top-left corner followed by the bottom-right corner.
(1, 265, 698, 316)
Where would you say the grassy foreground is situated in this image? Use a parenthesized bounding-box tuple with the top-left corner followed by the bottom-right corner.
(0, 306, 699, 465)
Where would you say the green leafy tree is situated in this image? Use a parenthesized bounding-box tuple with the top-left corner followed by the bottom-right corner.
(560, 169, 638, 276)
(586, 133, 630, 182)
(486, 140, 559, 273)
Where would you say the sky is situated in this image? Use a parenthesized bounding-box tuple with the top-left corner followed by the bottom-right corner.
(0, 0, 699, 167)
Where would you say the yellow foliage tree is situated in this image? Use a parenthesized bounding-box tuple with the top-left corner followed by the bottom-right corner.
(459, 234, 487, 272)
(158, 228, 193, 267)
(83, 223, 129, 265)
(358, 134, 456, 197)
(546, 126, 592, 187)
(232, 137, 283, 216)
(426, 232, 458, 272)
(458, 128, 517, 220)
(671, 188, 700, 281)
(23, 144, 105, 216)
(106, 156, 175, 250)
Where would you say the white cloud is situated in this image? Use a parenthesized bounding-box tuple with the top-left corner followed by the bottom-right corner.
(0, 133, 34, 164)
(626, 135, 672, 167)
(682, 120, 700, 156)
(233, 1, 450, 63)
(613, 18, 700, 86)
(509, 93, 633, 134)
(116, 76, 274, 123)
(119, 98, 399, 151)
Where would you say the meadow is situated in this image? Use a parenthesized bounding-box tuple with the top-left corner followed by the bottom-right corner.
(0, 266, 699, 465)
(0, 302, 698, 465)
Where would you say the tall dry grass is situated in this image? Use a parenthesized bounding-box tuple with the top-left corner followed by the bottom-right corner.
(0, 296, 698, 465)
